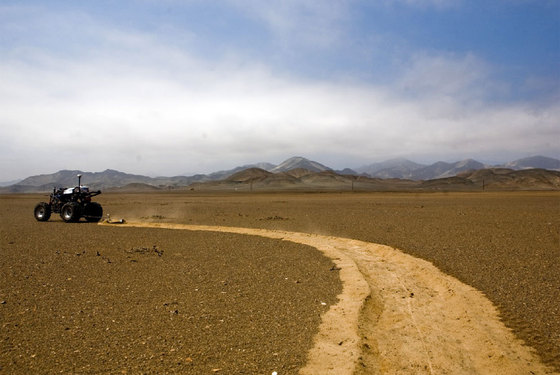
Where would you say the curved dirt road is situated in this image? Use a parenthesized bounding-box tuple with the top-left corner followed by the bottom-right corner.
(107, 221, 555, 374)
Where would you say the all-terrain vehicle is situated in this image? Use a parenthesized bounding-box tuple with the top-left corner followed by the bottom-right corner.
(34, 174, 103, 223)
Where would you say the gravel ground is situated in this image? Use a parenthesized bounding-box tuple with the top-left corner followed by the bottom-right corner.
(1, 191, 559, 372)
(0, 195, 340, 374)
(94, 190, 560, 371)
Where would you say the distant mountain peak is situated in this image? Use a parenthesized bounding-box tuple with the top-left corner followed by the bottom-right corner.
(271, 157, 330, 173)
(355, 158, 426, 179)
(3, 155, 559, 193)
(505, 156, 560, 170)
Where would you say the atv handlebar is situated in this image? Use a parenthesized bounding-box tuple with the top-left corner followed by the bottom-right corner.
(87, 190, 101, 197)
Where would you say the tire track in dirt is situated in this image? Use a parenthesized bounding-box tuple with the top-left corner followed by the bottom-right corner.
(101, 221, 556, 375)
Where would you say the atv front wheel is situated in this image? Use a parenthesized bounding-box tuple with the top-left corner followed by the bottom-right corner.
(61, 203, 81, 223)
(34, 202, 51, 221)
(84, 202, 103, 222)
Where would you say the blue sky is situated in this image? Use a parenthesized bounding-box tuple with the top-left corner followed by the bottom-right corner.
(1, 0, 558, 179)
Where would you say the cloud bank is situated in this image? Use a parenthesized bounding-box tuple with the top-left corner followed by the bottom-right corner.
(0, 2, 558, 179)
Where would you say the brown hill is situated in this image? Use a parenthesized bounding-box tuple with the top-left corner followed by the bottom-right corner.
(225, 168, 272, 183)
(420, 176, 476, 190)
(282, 168, 315, 178)
(194, 168, 299, 191)
(299, 170, 352, 185)
(458, 168, 560, 190)
(6, 167, 558, 194)
(257, 173, 299, 186)
(191, 167, 560, 192)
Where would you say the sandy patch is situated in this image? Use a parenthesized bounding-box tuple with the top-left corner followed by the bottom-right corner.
(104, 221, 556, 374)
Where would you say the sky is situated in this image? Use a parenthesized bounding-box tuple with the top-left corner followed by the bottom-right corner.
(1, 0, 559, 180)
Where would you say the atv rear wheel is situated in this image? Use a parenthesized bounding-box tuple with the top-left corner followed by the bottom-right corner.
(34, 202, 51, 221)
(84, 202, 103, 222)
(61, 203, 81, 223)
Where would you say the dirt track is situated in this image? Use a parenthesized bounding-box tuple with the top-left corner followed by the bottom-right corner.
(111, 221, 554, 374)
(1, 191, 559, 373)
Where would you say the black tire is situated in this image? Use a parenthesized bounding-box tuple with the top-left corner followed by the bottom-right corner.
(34, 202, 51, 221)
(60, 202, 81, 223)
(84, 202, 103, 222)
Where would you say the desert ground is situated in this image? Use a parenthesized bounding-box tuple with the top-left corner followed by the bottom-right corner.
(1, 191, 559, 374)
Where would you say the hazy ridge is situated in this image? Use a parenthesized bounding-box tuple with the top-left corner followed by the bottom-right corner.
(2, 155, 559, 193)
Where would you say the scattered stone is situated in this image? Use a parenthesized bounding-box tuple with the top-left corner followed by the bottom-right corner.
(127, 245, 163, 257)
(259, 216, 289, 221)
(153, 245, 163, 257)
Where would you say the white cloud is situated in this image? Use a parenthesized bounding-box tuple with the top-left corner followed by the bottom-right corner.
(397, 53, 490, 97)
(0, 3, 558, 180)
(2, 41, 558, 178)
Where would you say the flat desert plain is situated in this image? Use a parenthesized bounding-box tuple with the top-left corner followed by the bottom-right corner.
(1, 191, 559, 374)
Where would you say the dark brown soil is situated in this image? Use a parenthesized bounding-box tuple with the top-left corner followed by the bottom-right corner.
(0, 196, 341, 374)
(1, 191, 559, 372)
(96, 190, 560, 371)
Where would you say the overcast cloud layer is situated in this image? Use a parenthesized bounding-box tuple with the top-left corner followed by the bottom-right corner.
(1, 1, 559, 180)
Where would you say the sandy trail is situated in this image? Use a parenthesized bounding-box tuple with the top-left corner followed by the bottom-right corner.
(104, 221, 555, 374)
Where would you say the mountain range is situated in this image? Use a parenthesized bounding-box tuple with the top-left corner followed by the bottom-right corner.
(2, 155, 559, 193)
(355, 156, 560, 180)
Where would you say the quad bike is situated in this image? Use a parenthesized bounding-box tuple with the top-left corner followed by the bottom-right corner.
(34, 174, 103, 223)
